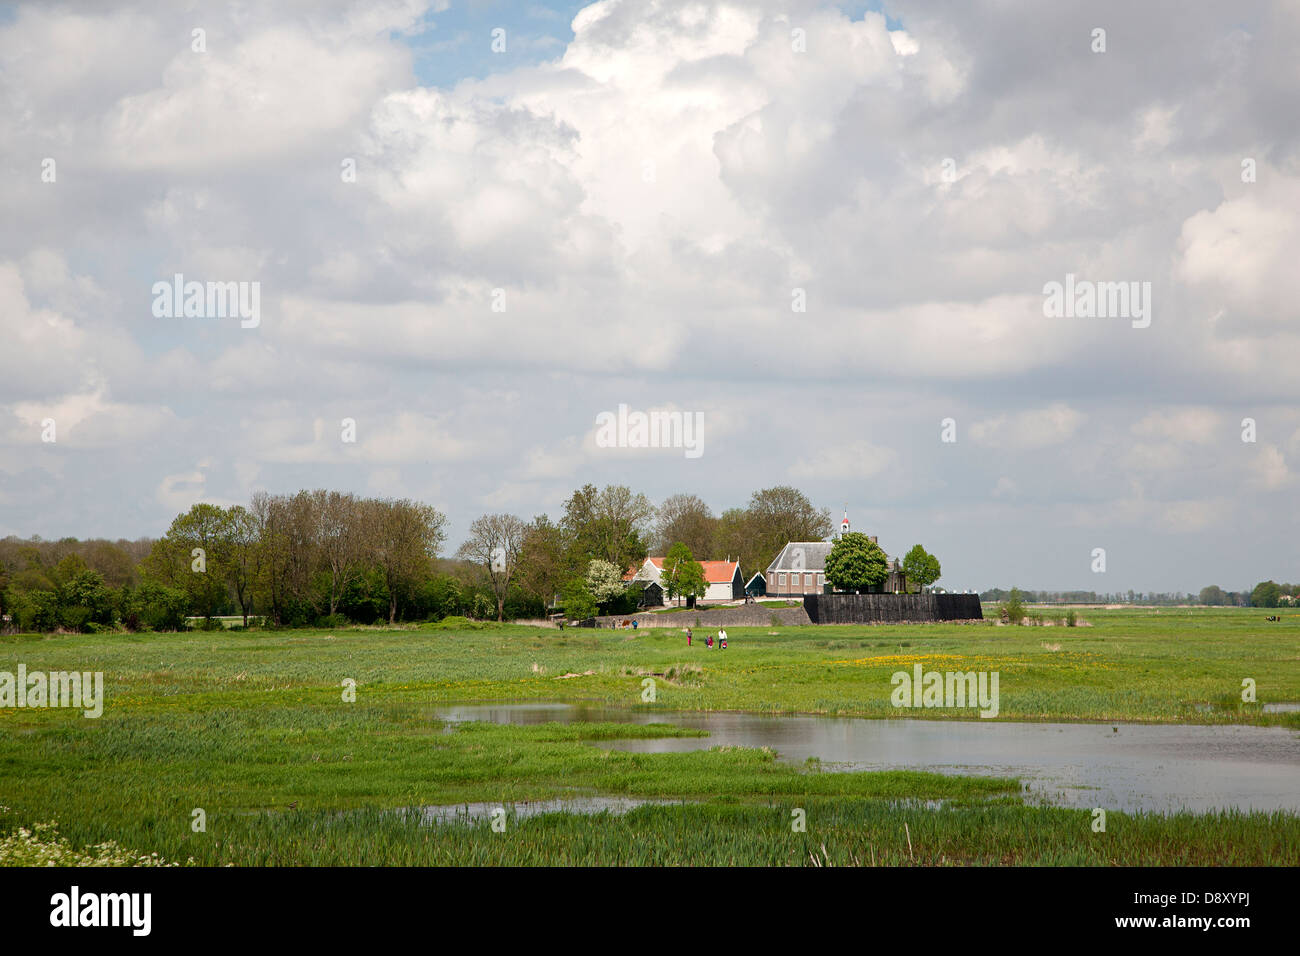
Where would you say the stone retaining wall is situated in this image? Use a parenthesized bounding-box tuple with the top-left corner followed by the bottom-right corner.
(593, 603, 811, 628)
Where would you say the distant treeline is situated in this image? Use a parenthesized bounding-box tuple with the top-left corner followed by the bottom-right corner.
(979, 584, 1297, 607)
(0, 484, 835, 633)
(0, 492, 490, 633)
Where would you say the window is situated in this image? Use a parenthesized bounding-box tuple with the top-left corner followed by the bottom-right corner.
(779, 573, 787, 587)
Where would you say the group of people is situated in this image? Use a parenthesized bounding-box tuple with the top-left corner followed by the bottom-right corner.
(685, 627, 727, 649)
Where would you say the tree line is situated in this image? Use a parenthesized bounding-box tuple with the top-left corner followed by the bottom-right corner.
(0, 484, 842, 632)
(978, 584, 1297, 607)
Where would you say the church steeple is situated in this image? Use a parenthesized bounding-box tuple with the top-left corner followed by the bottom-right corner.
(840, 506, 850, 537)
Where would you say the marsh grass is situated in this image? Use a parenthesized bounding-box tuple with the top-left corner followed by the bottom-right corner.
(1, 607, 1297, 865)
(5, 800, 1292, 867)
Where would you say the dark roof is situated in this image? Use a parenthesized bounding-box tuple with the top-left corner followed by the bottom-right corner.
(766, 541, 834, 573)
(766, 539, 901, 574)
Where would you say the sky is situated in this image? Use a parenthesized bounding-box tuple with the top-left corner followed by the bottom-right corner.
(1, 0, 1298, 594)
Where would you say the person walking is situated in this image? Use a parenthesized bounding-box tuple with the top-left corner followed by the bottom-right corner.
(718, 628, 727, 650)
(686, 627, 692, 647)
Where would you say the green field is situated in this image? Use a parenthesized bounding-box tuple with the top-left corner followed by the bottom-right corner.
(1, 607, 1298, 865)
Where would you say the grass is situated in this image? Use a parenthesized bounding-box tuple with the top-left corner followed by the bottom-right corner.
(0, 607, 1297, 865)
(6, 801, 1291, 867)
(3, 607, 1296, 724)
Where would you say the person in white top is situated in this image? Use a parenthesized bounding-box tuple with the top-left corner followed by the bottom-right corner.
(718, 628, 728, 649)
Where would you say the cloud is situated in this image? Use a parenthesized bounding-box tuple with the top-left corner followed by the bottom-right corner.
(788, 441, 897, 480)
(1176, 175, 1300, 330)
(1131, 408, 1221, 445)
(969, 403, 1085, 449)
(3, 0, 1300, 590)
(1247, 444, 1292, 490)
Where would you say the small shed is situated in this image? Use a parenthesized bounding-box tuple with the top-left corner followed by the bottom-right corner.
(637, 581, 665, 608)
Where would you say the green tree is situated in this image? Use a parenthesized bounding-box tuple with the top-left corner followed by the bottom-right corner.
(901, 544, 941, 592)
(562, 484, 655, 573)
(824, 532, 888, 593)
(57, 569, 114, 631)
(1000, 587, 1026, 625)
(249, 491, 313, 626)
(371, 499, 447, 624)
(52, 553, 90, 587)
(516, 516, 569, 611)
(224, 505, 262, 626)
(1251, 580, 1281, 608)
(416, 575, 464, 621)
(560, 577, 598, 621)
(11, 589, 59, 632)
(140, 503, 231, 621)
(119, 582, 190, 631)
(661, 542, 707, 606)
(1198, 585, 1226, 606)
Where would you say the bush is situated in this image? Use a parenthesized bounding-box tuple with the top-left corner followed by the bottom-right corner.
(560, 578, 598, 621)
(315, 613, 350, 629)
(1066, 610, 1078, 627)
(122, 583, 190, 631)
(415, 576, 465, 621)
(56, 570, 115, 631)
(470, 593, 495, 620)
(10, 590, 60, 632)
(57, 605, 92, 633)
(602, 584, 641, 616)
(999, 588, 1026, 625)
(424, 615, 489, 631)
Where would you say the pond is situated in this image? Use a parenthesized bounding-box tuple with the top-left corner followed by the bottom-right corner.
(434, 703, 1300, 814)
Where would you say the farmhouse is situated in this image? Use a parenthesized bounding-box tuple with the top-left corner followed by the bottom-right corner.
(765, 513, 907, 596)
(624, 557, 744, 605)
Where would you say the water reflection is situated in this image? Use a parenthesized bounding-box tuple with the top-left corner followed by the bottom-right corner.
(434, 703, 1300, 814)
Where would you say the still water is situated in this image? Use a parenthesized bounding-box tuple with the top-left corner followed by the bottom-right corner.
(434, 703, 1300, 814)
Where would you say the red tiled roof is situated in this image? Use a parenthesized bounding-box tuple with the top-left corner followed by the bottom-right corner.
(628, 557, 738, 583)
(698, 560, 739, 583)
